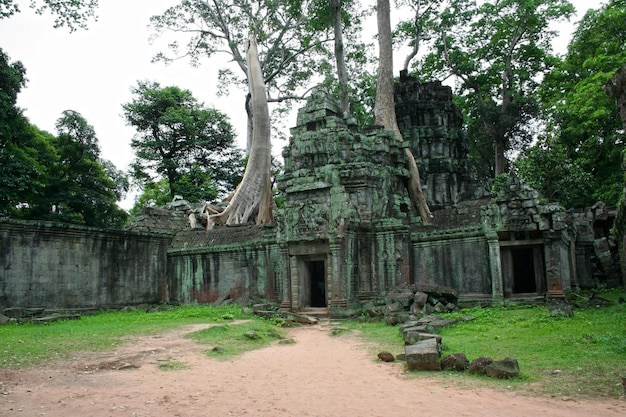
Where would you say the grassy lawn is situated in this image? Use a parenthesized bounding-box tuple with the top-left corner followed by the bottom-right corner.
(1, 291, 624, 399)
(347, 289, 626, 399)
(0, 304, 249, 367)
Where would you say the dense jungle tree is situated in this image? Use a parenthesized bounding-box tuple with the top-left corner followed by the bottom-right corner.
(0, 0, 98, 30)
(305, 0, 373, 121)
(514, 137, 593, 207)
(0, 49, 126, 226)
(123, 81, 243, 203)
(0, 48, 54, 217)
(416, 0, 574, 178)
(34, 110, 128, 227)
(150, 0, 340, 148)
(538, 0, 626, 207)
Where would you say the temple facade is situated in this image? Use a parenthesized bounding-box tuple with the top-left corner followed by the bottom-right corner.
(1, 79, 621, 311)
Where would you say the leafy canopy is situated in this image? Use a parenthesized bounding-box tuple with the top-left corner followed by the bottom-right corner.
(0, 0, 98, 31)
(123, 81, 243, 204)
(537, 0, 626, 207)
(415, 0, 574, 177)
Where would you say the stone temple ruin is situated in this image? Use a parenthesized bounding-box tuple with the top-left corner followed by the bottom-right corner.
(0, 77, 622, 313)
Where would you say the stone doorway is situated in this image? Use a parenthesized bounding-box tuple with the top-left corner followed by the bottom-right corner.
(511, 247, 537, 294)
(500, 244, 546, 297)
(305, 260, 326, 307)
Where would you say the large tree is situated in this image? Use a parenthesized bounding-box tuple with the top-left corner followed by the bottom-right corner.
(0, 0, 98, 30)
(375, 0, 432, 224)
(208, 36, 273, 227)
(539, 0, 626, 207)
(35, 110, 128, 227)
(150, 0, 337, 148)
(0, 48, 53, 216)
(123, 81, 243, 202)
(417, 0, 574, 177)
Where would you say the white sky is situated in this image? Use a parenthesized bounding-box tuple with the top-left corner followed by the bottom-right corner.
(0, 0, 593, 209)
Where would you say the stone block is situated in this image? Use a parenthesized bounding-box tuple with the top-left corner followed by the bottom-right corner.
(469, 357, 493, 375)
(403, 329, 440, 345)
(441, 353, 470, 371)
(413, 291, 429, 308)
(485, 357, 520, 379)
(405, 338, 441, 371)
(377, 351, 395, 362)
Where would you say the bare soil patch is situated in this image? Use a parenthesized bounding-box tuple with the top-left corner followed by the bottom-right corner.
(1, 322, 624, 417)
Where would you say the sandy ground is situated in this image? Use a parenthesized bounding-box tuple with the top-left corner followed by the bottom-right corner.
(1, 321, 624, 417)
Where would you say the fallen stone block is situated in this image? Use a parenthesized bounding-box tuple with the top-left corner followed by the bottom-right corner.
(485, 357, 520, 379)
(377, 351, 395, 362)
(441, 353, 470, 371)
(413, 291, 429, 308)
(405, 338, 441, 371)
(469, 357, 493, 375)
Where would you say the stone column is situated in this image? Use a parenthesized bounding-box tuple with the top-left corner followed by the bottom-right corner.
(486, 231, 504, 303)
(328, 240, 347, 308)
(279, 244, 291, 310)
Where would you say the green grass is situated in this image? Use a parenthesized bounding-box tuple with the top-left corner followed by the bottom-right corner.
(342, 290, 626, 399)
(0, 304, 248, 367)
(158, 360, 189, 371)
(187, 319, 286, 360)
(2, 293, 625, 399)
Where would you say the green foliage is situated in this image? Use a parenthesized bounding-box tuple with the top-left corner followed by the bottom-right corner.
(187, 319, 286, 360)
(0, 49, 127, 226)
(123, 81, 243, 204)
(158, 360, 189, 371)
(515, 137, 593, 207)
(0, 305, 249, 368)
(539, 0, 626, 207)
(417, 0, 575, 177)
(338, 292, 626, 398)
(0, 0, 98, 31)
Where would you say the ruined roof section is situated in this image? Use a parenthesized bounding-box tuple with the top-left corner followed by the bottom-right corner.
(125, 207, 189, 234)
(169, 225, 273, 251)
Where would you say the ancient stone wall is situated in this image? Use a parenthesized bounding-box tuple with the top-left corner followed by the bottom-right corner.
(0, 219, 171, 309)
(166, 226, 281, 305)
(395, 75, 475, 210)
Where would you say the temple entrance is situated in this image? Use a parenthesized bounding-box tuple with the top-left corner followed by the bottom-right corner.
(500, 237, 546, 298)
(511, 247, 537, 294)
(306, 260, 326, 307)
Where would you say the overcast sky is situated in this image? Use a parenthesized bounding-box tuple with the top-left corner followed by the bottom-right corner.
(0, 0, 593, 209)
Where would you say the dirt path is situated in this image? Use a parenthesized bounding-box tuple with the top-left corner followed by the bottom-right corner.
(1, 322, 624, 417)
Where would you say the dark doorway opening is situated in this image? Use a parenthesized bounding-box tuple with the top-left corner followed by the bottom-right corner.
(306, 260, 326, 307)
(512, 247, 537, 294)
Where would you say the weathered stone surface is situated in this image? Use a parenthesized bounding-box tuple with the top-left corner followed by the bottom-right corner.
(413, 291, 429, 308)
(377, 351, 395, 362)
(469, 357, 493, 375)
(403, 330, 442, 345)
(292, 314, 319, 325)
(441, 353, 470, 371)
(383, 302, 404, 314)
(416, 316, 458, 334)
(405, 338, 441, 371)
(0, 314, 9, 325)
(434, 302, 448, 313)
(387, 290, 414, 308)
(485, 357, 520, 379)
(399, 320, 420, 331)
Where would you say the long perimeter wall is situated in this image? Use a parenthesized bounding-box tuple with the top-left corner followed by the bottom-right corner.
(0, 220, 171, 309)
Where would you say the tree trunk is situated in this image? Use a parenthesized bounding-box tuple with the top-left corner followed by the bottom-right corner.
(374, 0, 432, 225)
(606, 64, 626, 130)
(208, 36, 273, 228)
(332, 0, 350, 118)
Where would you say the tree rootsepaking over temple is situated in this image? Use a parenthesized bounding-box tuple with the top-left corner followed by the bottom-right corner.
(0, 76, 622, 312)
